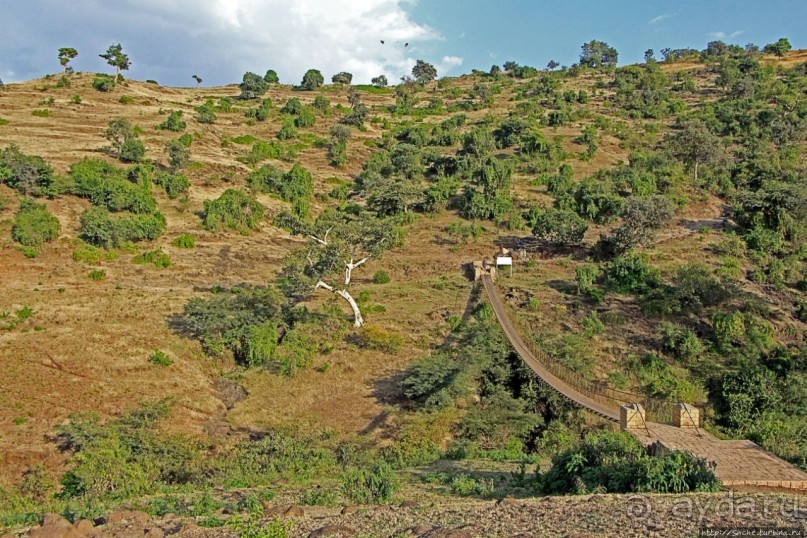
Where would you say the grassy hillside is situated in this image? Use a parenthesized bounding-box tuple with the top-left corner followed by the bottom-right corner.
(0, 45, 805, 531)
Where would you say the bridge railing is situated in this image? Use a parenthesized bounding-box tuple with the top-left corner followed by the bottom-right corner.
(489, 281, 673, 424)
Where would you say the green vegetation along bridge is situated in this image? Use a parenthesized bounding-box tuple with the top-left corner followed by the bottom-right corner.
(480, 272, 807, 490)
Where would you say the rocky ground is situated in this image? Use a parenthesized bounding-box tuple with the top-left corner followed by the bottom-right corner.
(5, 492, 806, 537)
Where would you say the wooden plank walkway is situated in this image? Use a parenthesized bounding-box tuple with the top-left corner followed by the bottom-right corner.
(480, 273, 807, 490)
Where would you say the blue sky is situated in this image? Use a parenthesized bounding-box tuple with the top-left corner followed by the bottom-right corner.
(0, 0, 804, 87)
(408, 0, 806, 70)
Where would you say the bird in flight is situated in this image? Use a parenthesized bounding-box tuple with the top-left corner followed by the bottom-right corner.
(380, 40, 385, 44)
(404, 42, 409, 47)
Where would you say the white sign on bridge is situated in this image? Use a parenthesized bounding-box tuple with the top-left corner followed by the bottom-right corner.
(496, 256, 513, 276)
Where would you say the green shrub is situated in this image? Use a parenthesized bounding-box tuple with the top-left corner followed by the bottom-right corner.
(248, 163, 312, 218)
(540, 430, 719, 494)
(355, 326, 402, 353)
(658, 323, 702, 361)
(232, 134, 256, 145)
(155, 172, 190, 199)
(172, 234, 195, 249)
(88, 269, 106, 281)
(202, 189, 264, 233)
(159, 110, 186, 132)
(148, 350, 172, 366)
(449, 474, 495, 497)
(226, 513, 292, 538)
(195, 101, 217, 124)
(401, 352, 461, 408)
(182, 285, 287, 366)
(72, 243, 117, 263)
(11, 199, 60, 250)
(0, 118, 9, 126)
(132, 249, 171, 268)
(277, 122, 296, 140)
(299, 487, 337, 507)
(531, 208, 588, 246)
(31, 109, 50, 118)
(119, 95, 135, 104)
(575, 264, 602, 302)
(581, 311, 605, 336)
(79, 207, 166, 247)
(92, 75, 115, 92)
(372, 271, 391, 284)
(341, 461, 399, 504)
(69, 158, 156, 213)
(605, 253, 660, 294)
(0, 145, 55, 196)
(238, 141, 288, 165)
(711, 311, 746, 349)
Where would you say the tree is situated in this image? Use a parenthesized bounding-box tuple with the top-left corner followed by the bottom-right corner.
(58, 48, 78, 73)
(104, 118, 144, 163)
(165, 140, 190, 171)
(239, 71, 268, 99)
(371, 75, 388, 88)
(667, 120, 721, 182)
(99, 44, 131, 80)
(301, 69, 324, 90)
(602, 195, 676, 255)
(279, 210, 400, 327)
(331, 72, 353, 85)
(644, 49, 655, 63)
(764, 38, 792, 58)
(532, 208, 588, 246)
(367, 180, 424, 216)
(579, 40, 618, 68)
(192, 74, 202, 87)
(546, 60, 559, 71)
(412, 60, 437, 85)
(264, 69, 279, 84)
(0, 146, 54, 196)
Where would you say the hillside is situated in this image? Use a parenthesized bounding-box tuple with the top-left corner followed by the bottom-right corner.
(0, 47, 806, 535)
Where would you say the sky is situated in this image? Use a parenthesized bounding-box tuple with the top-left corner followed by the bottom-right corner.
(0, 0, 805, 87)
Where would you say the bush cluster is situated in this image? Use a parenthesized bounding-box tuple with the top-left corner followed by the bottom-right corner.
(11, 199, 60, 251)
(201, 189, 264, 233)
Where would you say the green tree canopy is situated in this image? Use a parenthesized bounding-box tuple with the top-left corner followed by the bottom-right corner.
(331, 72, 353, 85)
(58, 47, 78, 73)
(301, 69, 324, 90)
(532, 208, 588, 246)
(764, 38, 792, 58)
(579, 40, 618, 68)
(412, 60, 437, 85)
(99, 44, 131, 79)
(239, 71, 268, 99)
(104, 118, 145, 163)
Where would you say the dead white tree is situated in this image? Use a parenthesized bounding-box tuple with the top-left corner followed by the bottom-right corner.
(280, 210, 399, 328)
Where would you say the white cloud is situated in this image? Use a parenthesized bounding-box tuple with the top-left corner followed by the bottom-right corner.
(0, 0, 455, 85)
(649, 14, 670, 24)
(439, 55, 464, 70)
(708, 30, 744, 40)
